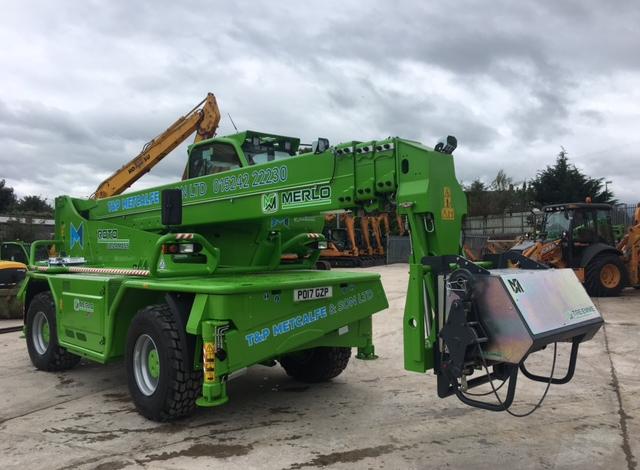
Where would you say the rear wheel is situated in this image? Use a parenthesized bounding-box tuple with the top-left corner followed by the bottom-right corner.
(280, 347, 351, 383)
(585, 254, 626, 297)
(25, 292, 81, 371)
(125, 304, 202, 421)
(315, 260, 332, 270)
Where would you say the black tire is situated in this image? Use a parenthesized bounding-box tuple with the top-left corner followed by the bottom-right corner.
(125, 304, 202, 421)
(315, 260, 332, 271)
(584, 254, 626, 297)
(25, 291, 81, 371)
(280, 347, 351, 383)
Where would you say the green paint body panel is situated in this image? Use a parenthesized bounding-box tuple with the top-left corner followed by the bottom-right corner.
(22, 130, 467, 407)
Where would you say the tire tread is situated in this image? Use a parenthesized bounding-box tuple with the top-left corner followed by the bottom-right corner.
(127, 304, 201, 421)
(584, 254, 626, 297)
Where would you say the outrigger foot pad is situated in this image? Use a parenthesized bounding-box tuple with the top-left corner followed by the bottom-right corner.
(196, 383, 229, 407)
(356, 344, 378, 360)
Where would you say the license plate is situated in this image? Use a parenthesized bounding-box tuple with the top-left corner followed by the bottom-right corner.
(294, 286, 333, 302)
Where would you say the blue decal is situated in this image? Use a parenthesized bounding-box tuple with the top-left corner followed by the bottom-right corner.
(107, 190, 160, 213)
(243, 289, 374, 348)
(270, 217, 290, 229)
(121, 191, 160, 211)
(272, 306, 327, 337)
(245, 328, 271, 347)
(70, 222, 84, 249)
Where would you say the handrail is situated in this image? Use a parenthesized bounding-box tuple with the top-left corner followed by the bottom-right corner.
(149, 233, 221, 277)
(29, 239, 63, 268)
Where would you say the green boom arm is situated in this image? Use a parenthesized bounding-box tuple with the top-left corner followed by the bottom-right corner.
(49, 130, 467, 373)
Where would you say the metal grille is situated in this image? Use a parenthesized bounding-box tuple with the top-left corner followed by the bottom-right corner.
(386, 236, 411, 264)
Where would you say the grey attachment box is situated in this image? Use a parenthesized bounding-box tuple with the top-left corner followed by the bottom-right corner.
(446, 268, 603, 364)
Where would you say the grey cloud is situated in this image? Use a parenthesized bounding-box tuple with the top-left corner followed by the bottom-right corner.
(0, 0, 639, 204)
(0, 99, 93, 144)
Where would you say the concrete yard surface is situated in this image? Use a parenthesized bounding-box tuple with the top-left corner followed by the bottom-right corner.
(0, 264, 638, 469)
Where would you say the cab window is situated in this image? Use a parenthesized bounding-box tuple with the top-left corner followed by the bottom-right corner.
(595, 209, 614, 244)
(189, 143, 241, 178)
(242, 137, 295, 165)
(544, 211, 570, 239)
(572, 210, 612, 244)
(571, 211, 595, 243)
(1, 243, 27, 264)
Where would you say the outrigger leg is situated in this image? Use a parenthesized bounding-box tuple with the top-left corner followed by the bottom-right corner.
(196, 320, 229, 407)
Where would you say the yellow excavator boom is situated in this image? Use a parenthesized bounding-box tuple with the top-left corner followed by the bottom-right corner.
(91, 93, 220, 199)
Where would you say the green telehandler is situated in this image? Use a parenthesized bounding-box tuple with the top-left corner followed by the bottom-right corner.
(21, 127, 603, 421)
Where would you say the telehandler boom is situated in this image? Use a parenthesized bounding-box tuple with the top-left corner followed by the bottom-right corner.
(22, 127, 602, 421)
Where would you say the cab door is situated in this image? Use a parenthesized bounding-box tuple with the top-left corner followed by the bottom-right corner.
(0, 242, 28, 264)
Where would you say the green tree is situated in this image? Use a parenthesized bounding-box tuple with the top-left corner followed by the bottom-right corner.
(468, 179, 486, 193)
(16, 195, 53, 215)
(530, 148, 615, 206)
(465, 171, 533, 216)
(491, 169, 513, 192)
(0, 179, 17, 213)
(465, 178, 490, 216)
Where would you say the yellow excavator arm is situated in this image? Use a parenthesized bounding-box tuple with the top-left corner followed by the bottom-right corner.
(91, 93, 220, 199)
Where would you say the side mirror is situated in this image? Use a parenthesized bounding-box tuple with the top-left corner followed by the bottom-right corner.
(312, 138, 330, 154)
(161, 189, 183, 226)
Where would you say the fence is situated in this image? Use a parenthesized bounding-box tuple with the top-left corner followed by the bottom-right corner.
(463, 211, 532, 238)
(0, 215, 55, 242)
(611, 203, 638, 227)
(464, 203, 638, 238)
(386, 236, 411, 264)
(388, 203, 638, 263)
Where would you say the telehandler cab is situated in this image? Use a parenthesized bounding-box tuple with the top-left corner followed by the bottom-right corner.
(20, 110, 603, 421)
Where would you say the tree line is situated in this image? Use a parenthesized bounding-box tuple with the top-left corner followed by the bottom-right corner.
(464, 148, 615, 217)
(0, 180, 53, 216)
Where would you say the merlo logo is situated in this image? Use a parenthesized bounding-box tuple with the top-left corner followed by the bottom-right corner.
(262, 192, 278, 214)
(70, 222, 84, 249)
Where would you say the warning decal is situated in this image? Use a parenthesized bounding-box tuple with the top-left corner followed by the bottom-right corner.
(441, 186, 455, 220)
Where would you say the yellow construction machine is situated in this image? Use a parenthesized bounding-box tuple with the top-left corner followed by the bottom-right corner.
(508, 202, 640, 296)
(91, 93, 220, 199)
(617, 203, 640, 289)
(321, 211, 405, 267)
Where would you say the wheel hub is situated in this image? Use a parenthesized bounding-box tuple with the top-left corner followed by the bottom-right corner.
(133, 334, 160, 396)
(600, 263, 621, 288)
(147, 349, 160, 379)
(32, 311, 50, 355)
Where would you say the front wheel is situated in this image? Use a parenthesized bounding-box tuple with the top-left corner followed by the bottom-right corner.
(125, 304, 202, 421)
(585, 254, 626, 297)
(25, 291, 81, 371)
(280, 347, 351, 383)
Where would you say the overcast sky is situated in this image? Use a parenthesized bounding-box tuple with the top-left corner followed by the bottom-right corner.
(1, 0, 639, 204)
